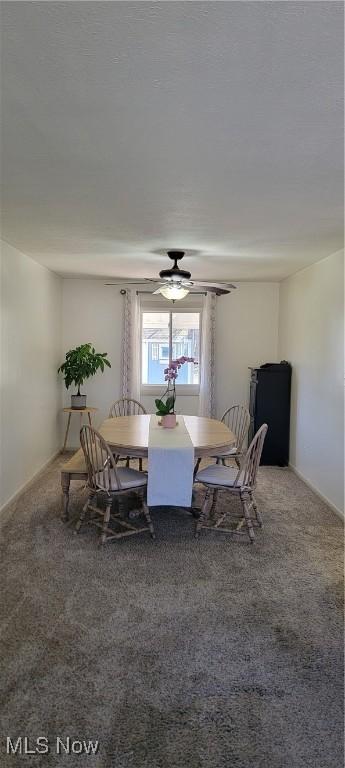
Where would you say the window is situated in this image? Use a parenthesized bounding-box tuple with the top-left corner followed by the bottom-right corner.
(141, 310, 200, 389)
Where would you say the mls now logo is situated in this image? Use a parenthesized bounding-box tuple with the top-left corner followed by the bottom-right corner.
(6, 736, 99, 756)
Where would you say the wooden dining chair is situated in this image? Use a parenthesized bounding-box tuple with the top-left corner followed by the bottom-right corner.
(108, 397, 147, 471)
(193, 404, 250, 480)
(215, 404, 250, 467)
(194, 424, 268, 543)
(76, 425, 155, 546)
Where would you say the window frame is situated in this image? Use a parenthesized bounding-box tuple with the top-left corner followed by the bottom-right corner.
(141, 304, 201, 396)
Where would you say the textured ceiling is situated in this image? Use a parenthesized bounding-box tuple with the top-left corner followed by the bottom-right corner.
(1, 1, 343, 281)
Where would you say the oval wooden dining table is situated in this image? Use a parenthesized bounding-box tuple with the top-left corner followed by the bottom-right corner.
(99, 414, 236, 459)
(61, 415, 236, 521)
(100, 414, 236, 517)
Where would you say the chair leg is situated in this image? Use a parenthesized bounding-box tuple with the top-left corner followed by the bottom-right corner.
(139, 458, 143, 472)
(126, 456, 130, 468)
(195, 488, 211, 538)
(241, 491, 255, 543)
(61, 473, 71, 522)
(142, 500, 155, 539)
(193, 457, 201, 479)
(75, 491, 94, 534)
(100, 497, 112, 546)
(250, 491, 262, 527)
(209, 489, 219, 521)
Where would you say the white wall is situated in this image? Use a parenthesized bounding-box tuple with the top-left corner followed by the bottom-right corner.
(61, 279, 279, 445)
(216, 283, 279, 419)
(0, 241, 62, 509)
(278, 250, 344, 515)
(61, 280, 123, 446)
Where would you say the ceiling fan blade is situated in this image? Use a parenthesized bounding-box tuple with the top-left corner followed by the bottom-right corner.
(188, 281, 236, 290)
(187, 285, 231, 295)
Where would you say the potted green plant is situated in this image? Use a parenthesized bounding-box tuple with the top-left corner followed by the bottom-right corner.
(155, 356, 197, 428)
(58, 343, 111, 409)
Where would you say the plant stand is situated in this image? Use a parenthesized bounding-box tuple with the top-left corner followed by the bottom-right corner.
(62, 407, 98, 452)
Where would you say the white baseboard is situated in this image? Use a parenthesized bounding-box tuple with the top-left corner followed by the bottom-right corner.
(289, 463, 344, 520)
(0, 449, 61, 517)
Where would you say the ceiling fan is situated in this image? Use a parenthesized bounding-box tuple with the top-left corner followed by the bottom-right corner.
(106, 251, 236, 301)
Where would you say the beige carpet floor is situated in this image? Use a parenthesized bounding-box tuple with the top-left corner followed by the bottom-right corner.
(0, 454, 343, 768)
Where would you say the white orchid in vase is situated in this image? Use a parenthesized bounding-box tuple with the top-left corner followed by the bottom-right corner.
(155, 356, 198, 427)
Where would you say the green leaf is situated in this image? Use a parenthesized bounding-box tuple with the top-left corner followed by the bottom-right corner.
(156, 406, 169, 415)
(155, 397, 170, 415)
(166, 396, 175, 413)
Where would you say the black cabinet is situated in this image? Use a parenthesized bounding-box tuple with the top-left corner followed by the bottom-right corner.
(249, 362, 292, 466)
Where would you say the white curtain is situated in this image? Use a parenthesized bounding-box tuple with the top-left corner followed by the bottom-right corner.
(198, 292, 216, 418)
(121, 289, 141, 402)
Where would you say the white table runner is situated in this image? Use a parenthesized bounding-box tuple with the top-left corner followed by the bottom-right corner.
(147, 415, 194, 507)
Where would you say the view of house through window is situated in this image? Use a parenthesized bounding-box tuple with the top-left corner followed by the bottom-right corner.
(142, 311, 200, 386)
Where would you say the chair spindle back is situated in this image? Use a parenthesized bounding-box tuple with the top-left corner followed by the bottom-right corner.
(80, 425, 121, 492)
(240, 423, 268, 489)
(221, 405, 250, 452)
(109, 398, 146, 418)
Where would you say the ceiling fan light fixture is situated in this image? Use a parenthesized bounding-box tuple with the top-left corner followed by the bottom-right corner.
(105, 250, 235, 296)
(159, 284, 190, 301)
